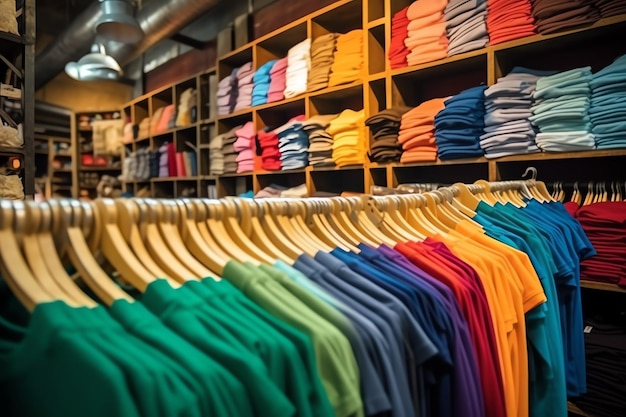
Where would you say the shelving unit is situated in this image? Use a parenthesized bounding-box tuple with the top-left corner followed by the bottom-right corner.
(74, 110, 124, 199)
(0, 0, 35, 197)
(122, 67, 217, 198)
(119, 0, 626, 200)
(33, 102, 74, 198)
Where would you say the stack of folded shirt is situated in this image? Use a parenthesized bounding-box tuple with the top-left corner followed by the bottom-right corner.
(252, 60, 277, 107)
(389, 6, 411, 69)
(366, 106, 412, 162)
(487, 0, 536, 45)
(234, 62, 255, 112)
(304, 114, 337, 167)
(398, 98, 447, 163)
(208, 132, 225, 175)
(254, 184, 288, 198)
(328, 30, 364, 86)
(445, 0, 489, 56)
(530, 66, 596, 151)
(217, 68, 239, 115)
(480, 67, 554, 158)
(257, 127, 281, 171)
(576, 315, 626, 417)
(234, 121, 255, 173)
(405, 0, 449, 66)
(284, 39, 311, 99)
(276, 115, 309, 170)
(434, 85, 487, 159)
(222, 126, 240, 174)
(268, 58, 288, 103)
(308, 33, 339, 92)
(592, 0, 626, 17)
(530, 0, 600, 35)
(575, 201, 626, 286)
(589, 54, 626, 150)
(328, 109, 367, 167)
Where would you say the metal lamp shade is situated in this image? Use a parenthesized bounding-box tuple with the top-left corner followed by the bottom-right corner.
(65, 43, 123, 81)
(95, 0, 144, 43)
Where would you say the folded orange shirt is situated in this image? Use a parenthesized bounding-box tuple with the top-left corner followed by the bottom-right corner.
(407, 0, 448, 20)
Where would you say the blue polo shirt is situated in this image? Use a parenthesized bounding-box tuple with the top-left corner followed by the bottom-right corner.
(293, 254, 417, 417)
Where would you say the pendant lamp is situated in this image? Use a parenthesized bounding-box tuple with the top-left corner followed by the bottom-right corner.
(95, 0, 144, 43)
(65, 43, 123, 81)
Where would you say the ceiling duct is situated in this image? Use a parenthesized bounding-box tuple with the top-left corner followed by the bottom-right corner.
(36, 0, 220, 89)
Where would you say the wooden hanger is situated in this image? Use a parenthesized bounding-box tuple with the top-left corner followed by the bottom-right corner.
(350, 195, 406, 244)
(303, 199, 349, 250)
(399, 195, 437, 238)
(219, 199, 278, 264)
(0, 200, 55, 311)
(337, 197, 391, 247)
(114, 199, 171, 280)
(17, 201, 83, 306)
(416, 193, 454, 231)
(583, 181, 595, 206)
(473, 180, 500, 205)
(175, 199, 226, 276)
(319, 198, 362, 247)
(132, 199, 196, 282)
(23, 201, 98, 308)
(328, 197, 378, 247)
(230, 198, 294, 263)
(245, 199, 303, 260)
(53, 199, 134, 305)
(203, 200, 266, 264)
(188, 199, 243, 264)
(262, 199, 318, 257)
(156, 200, 214, 279)
(376, 196, 422, 242)
(92, 199, 161, 292)
(451, 182, 480, 213)
(280, 200, 334, 253)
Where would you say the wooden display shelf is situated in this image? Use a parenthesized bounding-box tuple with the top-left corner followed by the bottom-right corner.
(567, 401, 598, 417)
(581, 280, 626, 293)
(491, 14, 626, 53)
(496, 149, 626, 163)
(79, 166, 121, 172)
(151, 176, 199, 182)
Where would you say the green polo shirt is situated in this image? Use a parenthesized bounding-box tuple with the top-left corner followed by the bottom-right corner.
(223, 260, 363, 417)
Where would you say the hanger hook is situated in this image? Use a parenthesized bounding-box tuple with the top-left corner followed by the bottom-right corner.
(521, 166, 538, 181)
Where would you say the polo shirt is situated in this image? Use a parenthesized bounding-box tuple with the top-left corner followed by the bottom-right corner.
(357, 244, 486, 417)
(425, 231, 529, 417)
(109, 299, 254, 417)
(395, 241, 507, 417)
(140, 279, 297, 417)
(293, 254, 417, 417)
(0, 300, 142, 417)
(325, 250, 439, 417)
(260, 263, 392, 416)
(180, 278, 328, 417)
(470, 210, 568, 417)
(222, 261, 364, 417)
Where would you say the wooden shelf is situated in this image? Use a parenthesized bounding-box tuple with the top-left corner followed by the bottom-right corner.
(367, 17, 385, 29)
(79, 166, 121, 172)
(0, 146, 24, 155)
(568, 401, 598, 417)
(151, 176, 199, 182)
(581, 280, 626, 293)
(491, 14, 626, 53)
(495, 149, 626, 163)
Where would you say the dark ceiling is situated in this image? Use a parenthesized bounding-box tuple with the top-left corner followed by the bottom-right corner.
(36, 0, 95, 49)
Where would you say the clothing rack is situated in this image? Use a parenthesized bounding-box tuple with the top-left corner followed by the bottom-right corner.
(0, 178, 619, 417)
